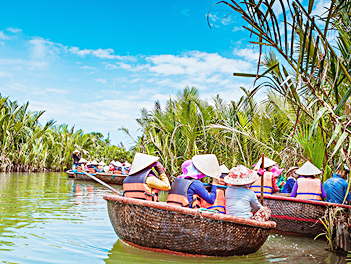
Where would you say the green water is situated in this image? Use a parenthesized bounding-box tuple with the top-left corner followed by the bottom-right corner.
(0, 173, 347, 263)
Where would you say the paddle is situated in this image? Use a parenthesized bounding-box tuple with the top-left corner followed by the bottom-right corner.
(81, 171, 123, 196)
(260, 153, 264, 205)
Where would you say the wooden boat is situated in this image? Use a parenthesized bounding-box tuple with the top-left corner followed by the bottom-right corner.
(104, 194, 276, 256)
(66, 170, 74, 178)
(259, 194, 351, 235)
(73, 171, 127, 185)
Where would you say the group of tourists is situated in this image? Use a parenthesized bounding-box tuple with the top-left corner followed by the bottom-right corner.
(71, 149, 131, 175)
(122, 152, 351, 222)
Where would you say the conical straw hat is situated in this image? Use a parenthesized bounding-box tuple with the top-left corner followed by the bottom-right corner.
(99, 161, 106, 166)
(192, 154, 221, 179)
(220, 164, 230, 174)
(86, 161, 91, 166)
(129, 153, 160, 175)
(224, 165, 259, 185)
(295, 161, 322, 176)
(113, 161, 123, 167)
(73, 149, 79, 154)
(254, 157, 277, 170)
(79, 158, 87, 163)
(125, 161, 131, 168)
(91, 160, 98, 166)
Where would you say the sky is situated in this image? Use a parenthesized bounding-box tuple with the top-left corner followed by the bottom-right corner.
(0, 0, 330, 148)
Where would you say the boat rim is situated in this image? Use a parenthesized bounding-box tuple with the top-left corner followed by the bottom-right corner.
(104, 194, 277, 229)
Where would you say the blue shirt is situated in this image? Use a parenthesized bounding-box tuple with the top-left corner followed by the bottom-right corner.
(324, 174, 351, 204)
(225, 186, 262, 219)
(187, 180, 217, 206)
(282, 178, 295, 193)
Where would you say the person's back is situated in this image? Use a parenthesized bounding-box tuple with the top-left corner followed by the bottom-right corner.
(324, 167, 351, 204)
(225, 186, 261, 218)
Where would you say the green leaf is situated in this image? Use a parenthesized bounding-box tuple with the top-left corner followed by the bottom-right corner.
(309, 107, 329, 139)
(327, 124, 341, 148)
(330, 132, 348, 159)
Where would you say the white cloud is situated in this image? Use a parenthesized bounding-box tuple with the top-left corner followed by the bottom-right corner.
(95, 78, 107, 84)
(0, 31, 11, 40)
(105, 63, 118, 69)
(46, 88, 69, 94)
(181, 9, 191, 16)
(80, 65, 97, 70)
(6, 27, 22, 33)
(233, 48, 259, 61)
(233, 26, 244, 32)
(69, 46, 135, 60)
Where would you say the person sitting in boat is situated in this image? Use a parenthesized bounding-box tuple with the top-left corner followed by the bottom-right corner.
(281, 167, 298, 193)
(113, 161, 123, 174)
(323, 164, 351, 204)
(109, 161, 115, 173)
(97, 161, 105, 172)
(167, 154, 221, 209)
(72, 149, 81, 171)
(85, 161, 91, 171)
(224, 165, 271, 221)
(122, 162, 131, 175)
(271, 165, 285, 191)
(88, 160, 99, 173)
(250, 157, 279, 195)
(218, 164, 230, 186)
(78, 158, 88, 172)
(123, 153, 170, 201)
(290, 161, 326, 201)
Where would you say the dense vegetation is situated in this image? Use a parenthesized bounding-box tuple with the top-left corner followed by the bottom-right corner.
(127, 0, 351, 183)
(0, 94, 132, 172)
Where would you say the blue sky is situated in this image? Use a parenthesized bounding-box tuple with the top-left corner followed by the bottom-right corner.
(0, 0, 329, 147)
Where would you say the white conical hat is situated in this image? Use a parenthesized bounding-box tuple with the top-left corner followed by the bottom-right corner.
(73, 149, 79, 154)
(129, 153, 160, 175)
(125, 161, 131, 168)
(220, 164, 230, 174)
(254, 157, 277, 170)
(192, 154, 221, 179)
(295, 161, 322, 176)
(91, 160, 98, 166)
(99, 161, 106, 166)
(113, 161, 123, 167)
(86, 161, 91, 166)
(79, 158, 87, 163)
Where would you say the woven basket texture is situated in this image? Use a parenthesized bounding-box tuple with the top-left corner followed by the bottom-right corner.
(264, 197, 351, 235)
(107, 200, 271, 256)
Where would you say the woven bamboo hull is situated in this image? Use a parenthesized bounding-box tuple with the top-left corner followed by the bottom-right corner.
(260, 195, 351, 235)
(104, 195, 276, 256)
(66, 170, 74, 178)
(95, 173, 127, 185)
(74, 172, 93, 181)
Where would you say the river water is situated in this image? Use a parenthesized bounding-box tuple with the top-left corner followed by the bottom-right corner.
(0, 172, 348, 264)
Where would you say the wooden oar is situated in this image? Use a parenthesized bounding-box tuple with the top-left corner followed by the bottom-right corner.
(260, 153, 264, 205)
(81, 171, 123, 196)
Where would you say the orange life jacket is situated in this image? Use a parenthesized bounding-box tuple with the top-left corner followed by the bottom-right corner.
(250, 172, 274, 194)
(77, 166, 82, 172)
(88, 166, 96, 174)
(166, 178, 201, 207)
(123, 168, 159, 202)
(114, 170, 122, 175)
(296, 177, 322, 201)
(200, 188, 226, 214)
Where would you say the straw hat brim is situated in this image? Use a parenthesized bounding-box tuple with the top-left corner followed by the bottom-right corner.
(254, 157, 277, 170)
(73, 149, 79, 154)
(113, 161, 123, 167)
(91, 160, 99, 166)
(192, 154, 221, 179)
(129, 153, 160, 175)
(295, 161, 322, 176)
(219, 164, 230, 174)
(79, 158, 87, 163)
(224, 165, 259, 185)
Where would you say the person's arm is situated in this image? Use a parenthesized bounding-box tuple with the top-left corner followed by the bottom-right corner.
(250, 191, 263, 212)
(146, 176, 171, 191)
(291, 181, 298, 197)
(191, 181, 217, 204)
(272, 176, 279, 193)
(320, 183, 326, 199)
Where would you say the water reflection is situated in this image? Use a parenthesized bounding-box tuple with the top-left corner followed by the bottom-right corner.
(0, 173, 347, 263)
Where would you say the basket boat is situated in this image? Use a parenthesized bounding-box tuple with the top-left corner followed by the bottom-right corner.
(104, 194, 276, 256)
(260, 194, 351, 235)
(73, 172, 127, 184)
(95, 172, 127, 185)
(66, 170, 74, 178)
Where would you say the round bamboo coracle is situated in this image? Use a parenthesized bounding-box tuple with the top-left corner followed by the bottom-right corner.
(104, 195, 276, 256)
(259, 194, 351, 235)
